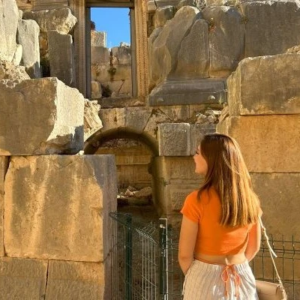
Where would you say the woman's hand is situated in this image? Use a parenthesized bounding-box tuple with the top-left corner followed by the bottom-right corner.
(178, 216, 198, 274)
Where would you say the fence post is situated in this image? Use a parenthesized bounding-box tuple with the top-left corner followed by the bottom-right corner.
(125, 214, 133, 300)
(159, 218, 168, 300)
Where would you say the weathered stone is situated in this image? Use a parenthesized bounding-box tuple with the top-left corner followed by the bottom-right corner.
(153, 6, 176, 28)
(202, 6, 244, 77)
(12, 44, 23, 66)
(174, 19, 209, 79)
(110, 64, 131, 81)
(91, 30, 106, 47)
(92, 65, 110, 82)
(0, 0, 19, 62)
(16, 0, 33, 11)
(0, 60, 30, 82)
(242, 1, 300, 57)
(91, 81, 102, 99)
(45, 260, 107, 300)
(84, 99, 103, 141)
(4, 155, 117, 262)
(227, 54, 300, 116)
(251, 173, 300, 237)
(205, 0, 236, 5)
(103, 79, 132, 96)
(48, 30, 74, 86)
(91, 46, 110, 65)
(112, 45, 131, 65)
(152, 156, 204, 214)
(17, 19, 41, 78)
(0, 257, 48, 300)
(0, 157, 8, 257)
(23, 8, 77, 34)
(149, 6, 199, 86)
(177, 0, 205, 10)
(0, 77, 84, 155)
(217, 115, 300, 172)
(158, 123, 191, 156)
(149, 79, 226, 106)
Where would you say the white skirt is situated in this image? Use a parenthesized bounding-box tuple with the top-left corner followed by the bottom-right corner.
(182, 260, 258, 300)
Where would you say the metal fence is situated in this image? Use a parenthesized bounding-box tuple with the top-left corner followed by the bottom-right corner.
(110, 212, 300, 300)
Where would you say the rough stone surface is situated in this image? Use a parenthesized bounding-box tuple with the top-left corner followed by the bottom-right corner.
(251, 173, 300, 237)
(174, 19, 209, 79)
(45, 260, 106, 300)
(23, 8, 77, 34)
(242, 1, 300, 57)
(91, 30, 106, 47)
(227, 54, 300, 116)
(149, 6, 199, 86)
(0, 257, 48, 300)
(158, 123, 190, 156)
(0, 60, 30, 82)
(0, 0, 19, 62)
(0, 157, 8, 257)
(153, 6, 176, 28)
(4, 155, 117, 262)
(217, 115, 300, 172)
(177, 0, 206, 10)
(17, 19, 41, 78)
(91, 46, 110, 65)
(84, 99, 103, 141)
(112, 45, 131, 65)
(149, 79, 226, 106)
(202, 6, 244, 77)
(0, 77, 84, 155)
(12, 44, 23, 66)
(48, 30, 74, 86)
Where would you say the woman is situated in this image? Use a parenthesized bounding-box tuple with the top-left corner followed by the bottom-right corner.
(179, 133, 262, 300)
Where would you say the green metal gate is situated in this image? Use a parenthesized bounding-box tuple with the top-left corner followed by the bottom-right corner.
(110, 212, 300, 300)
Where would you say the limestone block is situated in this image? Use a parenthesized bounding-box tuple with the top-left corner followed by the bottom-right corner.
(93, 65, 110, 82)
(105, 79, 132, 96)
(4, 155, 117, 261)
(149, 79, 226, 106)
(202, 6, 244, 77)
(158, 123, 191, 156)
(99, 107, 152, 135)
(0, 257, 48, 300)
(242, 1, 300, 57)
(84, 99, 103, 141)
(0, 60, 30, 82)
(190, 123, 216, 155)
(227, 54, 300, 116)
(217, 115, 300, 172)
(174, 19, 209, 79)
(112, 45, 131, 65)
(91, 30, 106, 47)
(0, 157, 8, 257)
(111, 64, 132, 81)
(0, 77, 84, 155)
(46, 260, 107, 300)
(16, 0, 33, 11)
(91, 80, 102, 99)
(0, 0, 19, 62)
(23, 8, 77, 34)
(153, 6, 176, 28)
(205, 0, 236, 5)
(177, 0, 205, 10)
(91, 46, 110, 65)
(251, 173, 300, 237)
(17, 19, 41, 78)
(48, 30, 74, 86)
(12, 44, 23, 66)
(149, 6, 199, 86)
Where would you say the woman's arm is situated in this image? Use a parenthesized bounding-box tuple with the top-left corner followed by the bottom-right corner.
(245, 221, 261, 262)
(178, 216, 198, 274)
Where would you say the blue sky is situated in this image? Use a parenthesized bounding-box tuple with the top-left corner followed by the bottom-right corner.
(91, 8, 131, 48)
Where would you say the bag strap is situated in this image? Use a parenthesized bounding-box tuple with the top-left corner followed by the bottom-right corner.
(259, 218, 285, 288)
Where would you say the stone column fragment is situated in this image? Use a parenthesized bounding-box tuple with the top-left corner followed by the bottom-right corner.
(4, 155, 117, 262)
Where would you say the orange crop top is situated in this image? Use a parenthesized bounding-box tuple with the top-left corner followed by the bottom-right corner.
(181, 188, 255, 255)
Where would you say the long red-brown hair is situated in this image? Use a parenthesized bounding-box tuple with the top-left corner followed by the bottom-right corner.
(198, 134, 260, 227)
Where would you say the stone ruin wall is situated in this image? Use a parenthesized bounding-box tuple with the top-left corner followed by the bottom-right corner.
(0, 0, 300, 298)
(0, 1, 117, 299)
